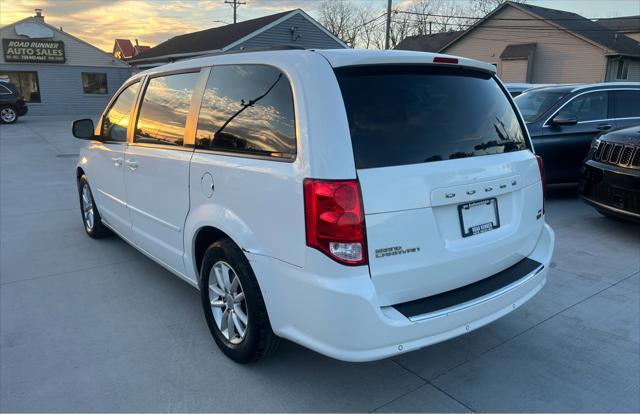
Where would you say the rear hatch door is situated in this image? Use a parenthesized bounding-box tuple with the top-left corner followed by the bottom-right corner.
(335, 64, 545, 306)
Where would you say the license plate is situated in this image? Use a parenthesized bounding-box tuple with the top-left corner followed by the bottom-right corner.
(458, 198, 500, 237)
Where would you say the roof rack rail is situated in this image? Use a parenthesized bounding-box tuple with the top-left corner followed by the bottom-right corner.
(195, 44, 308, 59)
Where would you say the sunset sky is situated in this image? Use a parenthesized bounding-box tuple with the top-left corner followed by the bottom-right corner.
(1, 0, 638, 52)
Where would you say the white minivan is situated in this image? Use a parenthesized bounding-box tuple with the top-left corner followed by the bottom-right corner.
(72, 48, 554, 363)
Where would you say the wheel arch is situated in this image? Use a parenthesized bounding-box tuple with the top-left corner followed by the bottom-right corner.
(193, 226, 234, 279)
(185, 203, 267, 283)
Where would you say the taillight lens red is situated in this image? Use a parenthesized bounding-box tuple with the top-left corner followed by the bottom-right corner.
(536, 155, 546, 214)
(303, 178, 367, 265)
(433, 57, 458, 64)
(17, 96, 25, 102)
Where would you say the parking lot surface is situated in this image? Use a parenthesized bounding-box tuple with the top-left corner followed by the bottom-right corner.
(1, 117, 639, 412)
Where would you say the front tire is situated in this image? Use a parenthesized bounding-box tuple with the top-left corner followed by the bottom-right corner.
(0, 106, 17, 124)
(78, 175, 112, 238)
(200, 238, 280, 363)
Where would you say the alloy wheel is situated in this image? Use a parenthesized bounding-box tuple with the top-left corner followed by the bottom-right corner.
(0, 108, 16, 123)
(208, 260, 248, 344)
(81, 183, 94, 230)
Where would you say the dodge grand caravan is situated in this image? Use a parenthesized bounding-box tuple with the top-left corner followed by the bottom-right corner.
(72, 48, 554, 363)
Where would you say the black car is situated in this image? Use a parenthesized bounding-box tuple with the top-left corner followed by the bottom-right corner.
(0, 81, 28, 124)
(514, 83, 640, 184)
(579, 125, 640, 222)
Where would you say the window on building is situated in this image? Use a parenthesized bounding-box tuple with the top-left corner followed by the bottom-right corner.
(101, 81, 140, 142)
(82, 73, 108, 94)
(612, 90, 640, 119)
(0, 71, 40, 102)
(134, 72, 200, 147)
(562, 91, 608, 122)
(196, 64, 296, 159)
(616, 60, 629, 80)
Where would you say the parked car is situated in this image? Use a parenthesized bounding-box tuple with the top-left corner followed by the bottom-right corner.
(514, 83, 640, 184)
(71, 49, 554, 363)
(0, 80, 28, 124)
(505, 83, 535, 97)
(579, 125, 640, 222)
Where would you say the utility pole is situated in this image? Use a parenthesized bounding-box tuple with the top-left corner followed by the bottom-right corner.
(224, 0, 245, 24)
(384, 0, 392, 50)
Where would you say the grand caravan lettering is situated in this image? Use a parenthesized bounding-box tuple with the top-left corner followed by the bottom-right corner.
(3, 39, 65, 63)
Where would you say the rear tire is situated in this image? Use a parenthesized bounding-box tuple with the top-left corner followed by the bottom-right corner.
(0, 106, 17, 124)
(78, 175, 112, 238)
(200, 238, 280, 363)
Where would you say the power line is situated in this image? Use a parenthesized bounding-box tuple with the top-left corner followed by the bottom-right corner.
(389, 18, 634, 32)
(393, 9, 614, 21)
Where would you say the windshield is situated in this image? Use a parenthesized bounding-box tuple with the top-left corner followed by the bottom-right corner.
(514, 89, 567, 122)
(335, 65, 528, 169)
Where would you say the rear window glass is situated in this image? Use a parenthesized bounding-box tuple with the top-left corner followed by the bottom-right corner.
(335, 65, 528, 169)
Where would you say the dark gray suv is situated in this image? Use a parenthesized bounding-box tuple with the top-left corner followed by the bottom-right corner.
(0, 81, 28, 124)
(514, 83, 640, 184)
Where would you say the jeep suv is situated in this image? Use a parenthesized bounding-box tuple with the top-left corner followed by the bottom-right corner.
(72, 49, 554, 363)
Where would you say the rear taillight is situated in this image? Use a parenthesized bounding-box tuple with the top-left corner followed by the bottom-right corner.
(536, 155, 546, 214)
(303, 179, 367, 265)
(17, 96, 25, 103)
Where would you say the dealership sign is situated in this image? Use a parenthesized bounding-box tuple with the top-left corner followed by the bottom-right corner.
(3, 39, 65, 63)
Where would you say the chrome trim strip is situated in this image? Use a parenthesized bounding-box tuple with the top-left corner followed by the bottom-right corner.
(407, 265, 544, 322)
(581, 196, 640, 219)
(127, 203, 182, 232)
(96, 188, 127, 206)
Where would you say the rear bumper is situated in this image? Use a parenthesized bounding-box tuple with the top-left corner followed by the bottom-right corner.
(251, 223, 554, 362)
(579, 161, 640, 222)
(17, 105, 28, 116)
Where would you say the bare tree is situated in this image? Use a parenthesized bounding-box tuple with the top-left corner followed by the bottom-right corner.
(355, 5, 382, 49)
(318, 0, 359, 47)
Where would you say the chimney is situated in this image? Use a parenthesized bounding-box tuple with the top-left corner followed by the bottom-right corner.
(135, 39, 139, 47)
(34, 8, 44, 22)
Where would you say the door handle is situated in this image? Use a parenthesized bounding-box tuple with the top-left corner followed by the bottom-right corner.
(125, 159, 139, 170)
(112, 157, 123, 167)
(596, 124, 612, 131)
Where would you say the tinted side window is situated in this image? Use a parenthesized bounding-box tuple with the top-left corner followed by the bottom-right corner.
(196, 65, 296, 159)
(135, 72, 200, 146)
(101, 81, 140, 142)
(612, 90, 640, 118)
(563, 91, 608, 122)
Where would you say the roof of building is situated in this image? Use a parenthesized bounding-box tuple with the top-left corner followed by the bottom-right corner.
(1, 15, 129, 67)
(440, 1, 640, 58)
(595, 15, 640, 33)
(114, 39, 135, 58)
(394, 31, 463, 52)
(500, 42, 536, 59)
(132, 9, 297, 62)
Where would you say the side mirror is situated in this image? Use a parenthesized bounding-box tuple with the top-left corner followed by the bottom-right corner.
(550, 111, 578, 126)
(72, 119, 97, 140)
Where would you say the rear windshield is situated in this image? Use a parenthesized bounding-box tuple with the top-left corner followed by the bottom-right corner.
(514, 89, 567, 122)
(334, 65, 528, 169)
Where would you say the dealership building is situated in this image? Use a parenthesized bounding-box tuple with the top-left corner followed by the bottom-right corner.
(0, 10, 131, 116)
